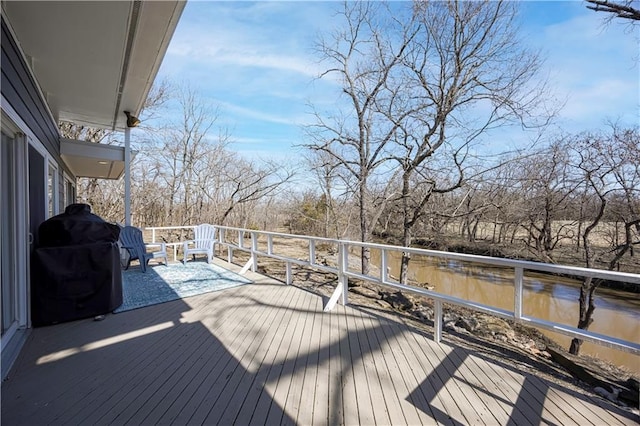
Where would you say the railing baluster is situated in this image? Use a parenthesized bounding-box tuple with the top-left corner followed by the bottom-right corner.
(381, 249, 388, 282)
(141, 224, 640, 355)
(251, 232, 258, 272)
(434, 300, 443, 342)
(309, 239, 316, 266)
(219, 228, 225, 246)
(340, 242, 348, 306)
(514, 267, 523, 321)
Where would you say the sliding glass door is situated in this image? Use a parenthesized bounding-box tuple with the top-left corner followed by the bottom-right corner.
(1, 130, 18, 337)
(0, 127, 27, 343)
(1, 114, 30, 378)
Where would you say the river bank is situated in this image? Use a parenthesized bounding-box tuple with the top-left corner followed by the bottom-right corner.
(383, 235, 640, 293)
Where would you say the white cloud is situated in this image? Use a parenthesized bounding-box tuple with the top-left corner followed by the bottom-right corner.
(165, 2, 329, 79)
(561, 79, 639, 122)
(216, 99, 309, 126)
(168, 39, 322, 78)
(530, 9, 639, 129)
(158, 1, 639, 163)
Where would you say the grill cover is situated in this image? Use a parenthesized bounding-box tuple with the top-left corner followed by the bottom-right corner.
(31, 204, 123, 326)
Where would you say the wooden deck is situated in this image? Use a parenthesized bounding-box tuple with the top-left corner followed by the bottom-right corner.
(2, 261, 637, 425)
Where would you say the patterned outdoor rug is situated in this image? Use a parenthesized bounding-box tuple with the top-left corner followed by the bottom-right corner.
(114, 262, 253, 313)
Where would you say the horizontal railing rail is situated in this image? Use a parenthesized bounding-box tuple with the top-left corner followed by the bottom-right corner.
(145, 225, 640, 355)
(146, 225, 196, 262)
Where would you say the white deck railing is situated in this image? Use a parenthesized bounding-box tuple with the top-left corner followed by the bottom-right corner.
(146, 225, 640, 356)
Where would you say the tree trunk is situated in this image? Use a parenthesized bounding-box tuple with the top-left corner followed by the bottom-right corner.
(399, 224, 411, 285)
(569, 277, 600, 354)
(399, 172, 412, 284)
(359, 181, 370, 275)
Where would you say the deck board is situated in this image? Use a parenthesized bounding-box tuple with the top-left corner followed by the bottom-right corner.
(311, 297, 331, 426)
(352, 307, 392, 425)
(294, 290, 323, 426)
(2, 260, 637, 426)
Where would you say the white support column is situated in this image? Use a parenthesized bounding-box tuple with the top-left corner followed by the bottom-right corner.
(286, 262, 292, 285)
(124, 127, 131, 226)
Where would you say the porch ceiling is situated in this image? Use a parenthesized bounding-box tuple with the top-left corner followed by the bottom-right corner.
(60, 138, 137, 180)
(2, 0, 185, 131)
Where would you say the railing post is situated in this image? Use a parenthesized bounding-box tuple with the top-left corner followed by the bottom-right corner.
(251, 232, 258, 272)
(309, 239, 316, 266)
(381, 249, 388, 282)
(151, 228, 157, 243)
(239, 230, 244, 249)
(267, 235, 273, 255)
(324, 241, 348, 311)
(340, 242, 348, 306)
(434, 300, 443, 342)
(514, 267, 523, 321)
(286, 261, 292, 285)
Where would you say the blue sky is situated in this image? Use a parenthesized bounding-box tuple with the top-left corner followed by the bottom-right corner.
(155, 1, 639, 161)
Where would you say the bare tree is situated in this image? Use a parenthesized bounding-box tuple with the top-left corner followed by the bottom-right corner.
(363, 1, 552, 283)
(305, 150, 353, 238)
(514, 140, 581, 262)
(305, 1, 418, 274)
(147, 84, 219, 225)
(585, 0, 640, 21)
(214, 158, 295, 226)
(566, 126, 639, 354)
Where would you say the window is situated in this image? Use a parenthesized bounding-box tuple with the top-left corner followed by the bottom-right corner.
(47, 163, 57, 217)
(63, 174, 75, 208)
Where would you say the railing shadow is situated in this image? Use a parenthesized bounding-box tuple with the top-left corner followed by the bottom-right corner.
(343, 299, 639, 424)
(3, 266, 637, 425)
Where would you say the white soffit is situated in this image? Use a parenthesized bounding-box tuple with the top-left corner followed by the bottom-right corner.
(3, 0, 185, 131)
(60, 138, 137, 180)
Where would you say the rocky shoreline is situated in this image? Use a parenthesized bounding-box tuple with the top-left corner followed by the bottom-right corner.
(248, 248, 639, 415)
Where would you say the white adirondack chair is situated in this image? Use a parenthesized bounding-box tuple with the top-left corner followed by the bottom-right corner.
(183, 224, 217, 264)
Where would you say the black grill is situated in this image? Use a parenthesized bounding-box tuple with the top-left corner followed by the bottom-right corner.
(31, 204, 123, 326)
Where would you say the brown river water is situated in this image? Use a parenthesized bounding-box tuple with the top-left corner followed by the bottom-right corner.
(369, 249, 640, 371)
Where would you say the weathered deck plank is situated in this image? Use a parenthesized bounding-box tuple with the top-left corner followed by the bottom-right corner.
(2, 260, 637, 426)
(294, 289, 324, 426)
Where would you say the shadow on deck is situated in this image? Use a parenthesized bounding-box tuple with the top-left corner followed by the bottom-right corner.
(2, 261, 636, 425)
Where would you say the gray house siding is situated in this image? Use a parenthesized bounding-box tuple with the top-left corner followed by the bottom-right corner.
(2, 17, 77, 214)
(1, 17, 60, 157)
